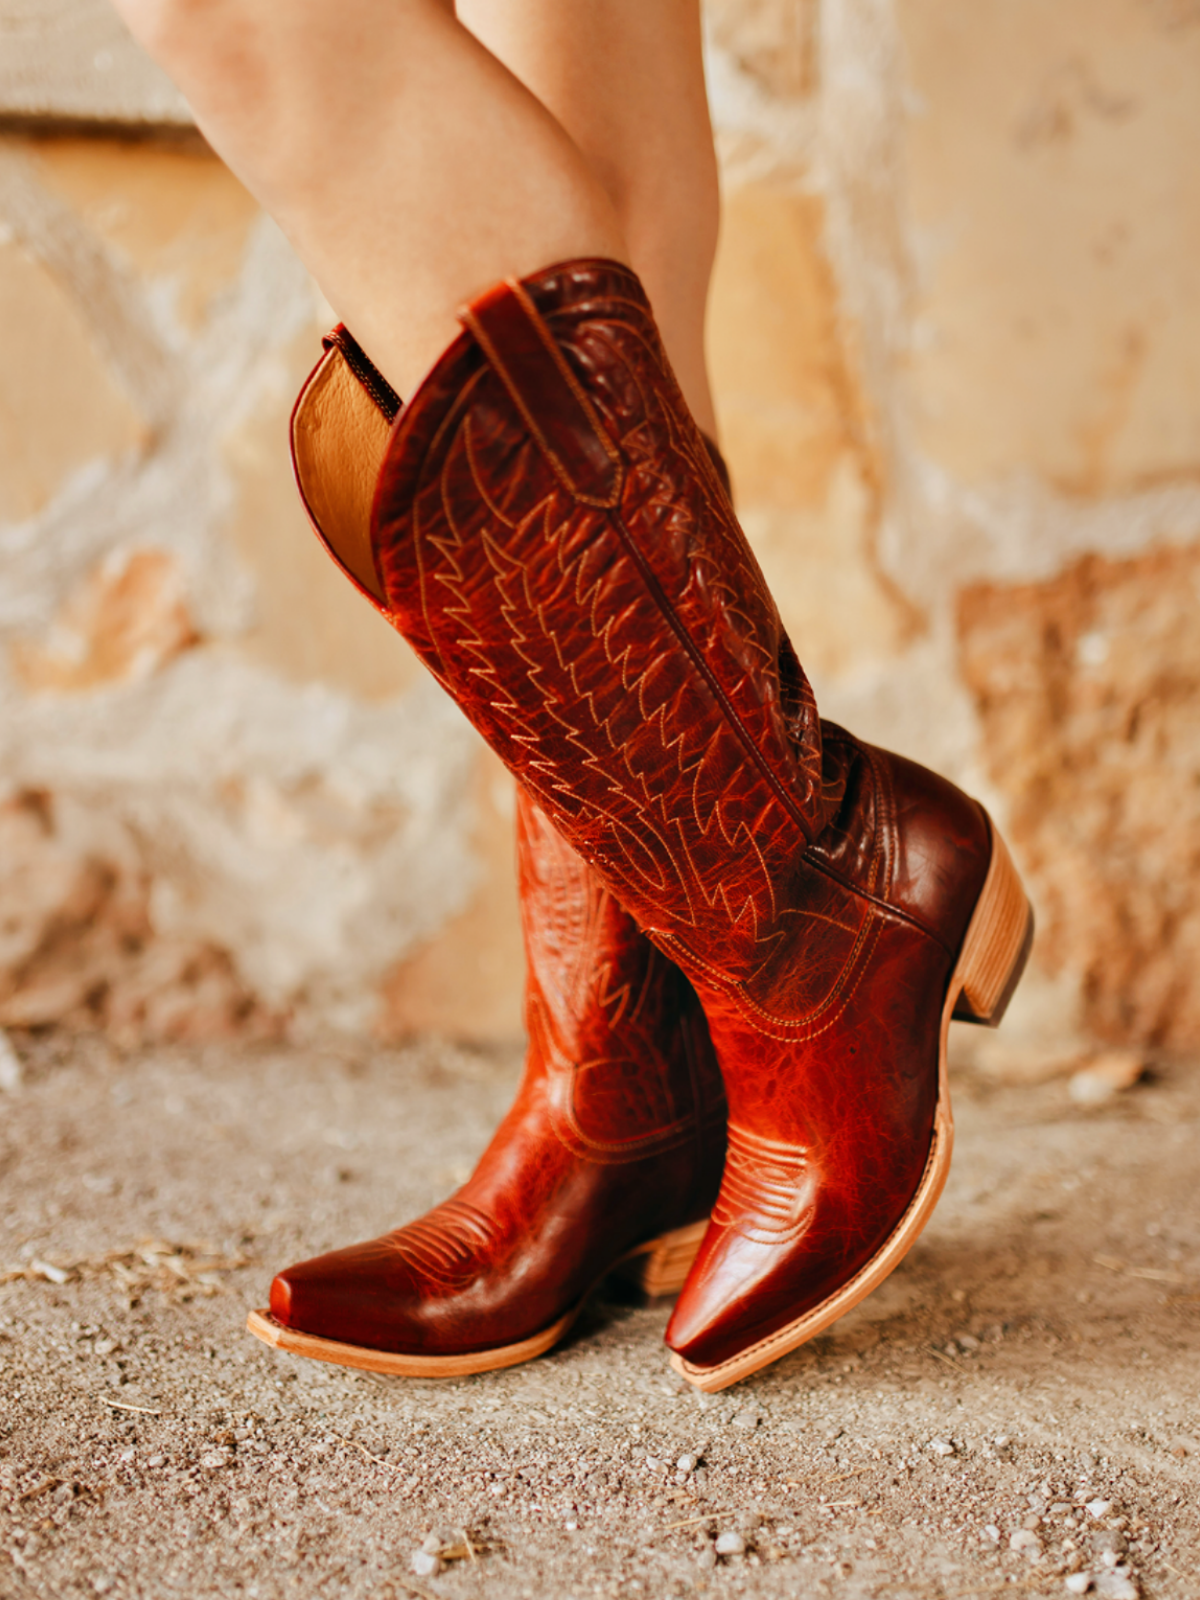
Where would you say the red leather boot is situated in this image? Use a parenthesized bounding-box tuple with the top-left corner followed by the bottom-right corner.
(246, 333, 727, 1377)
(353, 259, 1033, 1390)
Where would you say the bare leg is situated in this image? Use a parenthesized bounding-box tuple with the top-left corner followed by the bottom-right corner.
(459, 0, 719, 438)
(112, 0, 627, 396)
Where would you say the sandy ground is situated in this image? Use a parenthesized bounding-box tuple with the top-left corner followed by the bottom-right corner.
(1, 1027, 1198, 1600)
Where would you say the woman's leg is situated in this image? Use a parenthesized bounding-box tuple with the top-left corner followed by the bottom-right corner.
(458, 0, 719, 438)
(111, 0, 627, 396)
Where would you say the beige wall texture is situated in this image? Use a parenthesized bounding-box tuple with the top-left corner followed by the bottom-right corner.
(1, 0, 1197, 1055)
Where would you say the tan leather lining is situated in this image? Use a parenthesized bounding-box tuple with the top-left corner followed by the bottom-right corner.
(291, 347, 391, 605)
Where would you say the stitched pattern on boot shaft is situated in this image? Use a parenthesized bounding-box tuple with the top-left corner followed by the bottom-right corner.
(374, 263, 827, 991)
(516, 788, 725, 1154)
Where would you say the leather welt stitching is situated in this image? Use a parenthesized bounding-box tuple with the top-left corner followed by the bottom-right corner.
(556, 1106, 699, 1161)
(542, 1053, 697, 1160)
(726, 914, 884, 1042)
(650, 908, 885, 1041)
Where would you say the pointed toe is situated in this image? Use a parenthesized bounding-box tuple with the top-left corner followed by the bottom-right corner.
(268, 1271, 294, 1326)
(261, 1238, 414, 1351)
(665, 1226, 806, 1371)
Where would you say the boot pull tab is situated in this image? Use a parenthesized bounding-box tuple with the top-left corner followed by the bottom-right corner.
(460, 278, 623, 508)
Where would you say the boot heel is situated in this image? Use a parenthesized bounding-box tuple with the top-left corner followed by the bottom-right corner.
(951, 822, 1034, 1028)
(614, 1220, 709, 1298)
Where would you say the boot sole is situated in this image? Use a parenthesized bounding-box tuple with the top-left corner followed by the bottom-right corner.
(669, 817, 1033, 1393)
(245, 1218, 709, 1378)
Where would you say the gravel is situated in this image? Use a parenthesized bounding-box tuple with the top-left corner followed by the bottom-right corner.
(1, 1029, 1198, 1598)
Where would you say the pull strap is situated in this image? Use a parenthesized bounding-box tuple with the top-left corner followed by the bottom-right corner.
(322, 324, 402, 423)
(460, 278, 622, 507)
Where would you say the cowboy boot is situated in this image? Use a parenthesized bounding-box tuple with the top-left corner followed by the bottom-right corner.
(353, 258, 1033, 1391)
(246, 331, 727, 1377)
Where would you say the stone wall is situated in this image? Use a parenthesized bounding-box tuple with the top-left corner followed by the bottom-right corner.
(1, 0, 1197, 1052)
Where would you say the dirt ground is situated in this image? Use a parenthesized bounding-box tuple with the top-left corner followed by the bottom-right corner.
(1, 1026, 1198, 1600)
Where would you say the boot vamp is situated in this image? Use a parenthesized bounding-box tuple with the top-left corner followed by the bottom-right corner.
(271, 1132, 709, 1357)
(669, 734, 991, 1365)
(667, 921, 945, 1366)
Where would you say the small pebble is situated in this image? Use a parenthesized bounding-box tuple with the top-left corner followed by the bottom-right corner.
(731, 1408, 760, 1432)
(928, 1438, 956, 1458)
(1095, 1573, 1137, 1600)
(715, 1531, 746, 1557)
(1065, 1576, 1093, 1595)
(1010, 1529, 1041, 1553)
(410, 1551, 442, 1578)
(420, 1534, 442, 1555)
(1090, 1531, 1126, 1557)
(1087, 1500, 1114, 1520)
(696, 1548, 718, 1572)
(147, 1457, 165, 1469)
(1068, 1051, 1143, 1105)
(983, 1525, 1001, 1545)
(676, 1454, 697, 1474)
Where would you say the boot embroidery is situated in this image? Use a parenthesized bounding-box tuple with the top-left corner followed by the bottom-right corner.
(713, 1124, 817, 1241)
(386, 1199, 502, 1287)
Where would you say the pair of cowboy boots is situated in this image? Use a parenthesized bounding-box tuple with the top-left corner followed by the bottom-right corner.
(248, 260, 1032, 1392)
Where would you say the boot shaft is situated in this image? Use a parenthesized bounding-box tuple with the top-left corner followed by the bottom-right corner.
(290, 323, 725, 1156)
(371, 261, 832, 981)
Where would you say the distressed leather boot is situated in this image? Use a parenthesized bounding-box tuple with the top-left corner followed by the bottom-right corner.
(246, 331, 727, 1377)
(352, 259, 1033, 1390)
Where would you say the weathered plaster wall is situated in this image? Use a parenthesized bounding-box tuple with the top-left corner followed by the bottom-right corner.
(0, 132, 521, 1042)
(1, 0, 1197, 1051)
(704, 0, 1200, 1055)
(0, 0, 190, 126)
